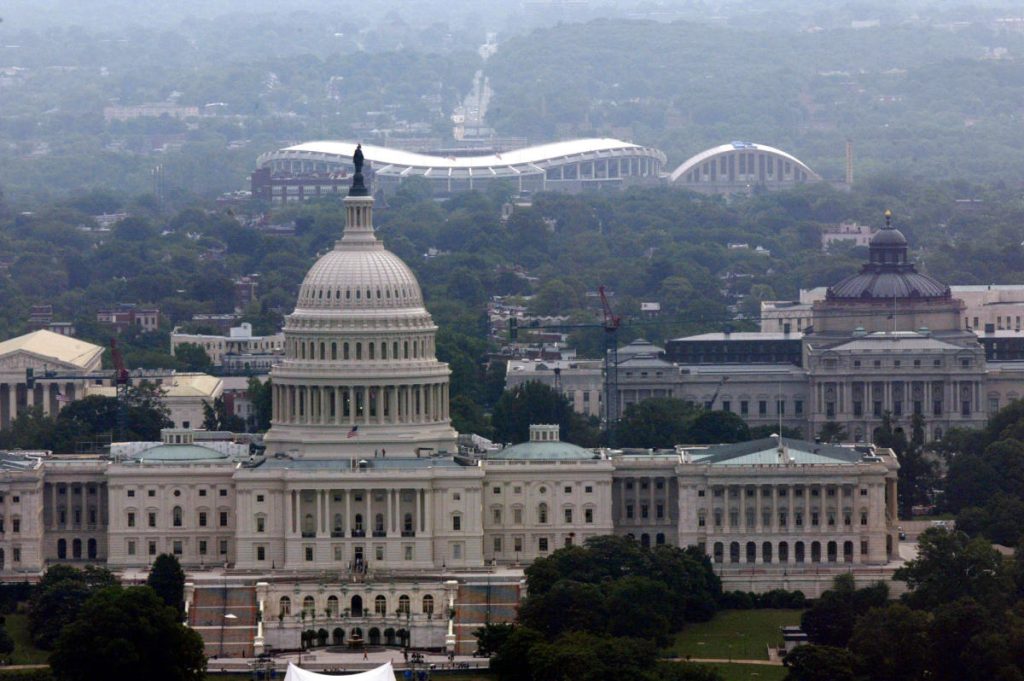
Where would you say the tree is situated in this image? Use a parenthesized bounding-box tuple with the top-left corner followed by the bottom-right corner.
(518, 580, 608, 638)
(800, 574, 887, 647)
(0, 618, 14, 661)
(248, 377, 272, 431)
(174, 343, 212, 371)
(201, 396, 245, 432)
(50, 586, 205, 681)
(491, 626, 545, 681)
(491, 382, 575, 445)
(688, 410, 750, 444)
(473, 622, 515, 656)
(783, 645, 857, 681)
(896, 413, 936, 518)
(895, 527, 1014, 611)
(28, 565, 119, 649)
(817, 421, 848, 443)
(848, 603, 931, 681)
(617, 398, 695, 448)
(146, 554, 186, 618)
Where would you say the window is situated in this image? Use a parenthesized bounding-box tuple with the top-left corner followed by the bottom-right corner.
(538, 504, 548, 524)
(172, 507, 182, 527)
(148, 541, 157, 556)
(305, 546, 314, 562)
(173, 541, 183, 556)
(564, 486, 572, 494)
(219, 489, 228, 497)
(127, 489, 135, 498)
(759, 401, 767, 416)
(199, 540, 207, 555)
(514, 536, 523, 552)
(585, 486, 593, 494)
(12, 548, 19, 563)
(513, 508, 523, 524)
(220, 511, 228, 527)
(127, 540, 136, 556)
(452, 514, 461, 531)
(148, 512, 156, 528)
(585, 508, 593, 524)
(795, 400, 804, 415)
(219, 540, 228, 555)
(199, 511, 207, 527)
(860, 512, 868, 525)
(256, 516, 265, 533)
(404, 545, 413, 561)
(740, 401, 749, 415)
(199, 489, 207, 497)
(538, 537, 549, 552)
(492, 487, 501, 495)
(256, 494, 264, 503)
(148, 490, 156, 497)
(564, 508, 573, 523)
(423, 595, 434, 615)
(492, 508, 501, 524)
(127, 512, 136, 527)
(452, 543, 462, 560)
(375, 545, 384, 561)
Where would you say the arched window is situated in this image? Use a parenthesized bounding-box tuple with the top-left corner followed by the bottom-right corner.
(369, 344, 375, 360)
(334, 513, 344, 534)
(393, 342, 399, 359)
(88, 538, 97, 559)
(351, 596, 363, 617)
(57, 538, 67, 559)
(538, 503, 548, 524)
(172, 506, 182, 527)
(327, 596, 339, 616)
(356, 343, 362, 360)
(303, 596, 315, 615)
(713, 542, 724, 563)
(300, 342, 306, 359)
(404, 341, 409, 359)
(403, 513, 413, 534)
(398, 595, 410, 615)
(382, 343, 388, 359)
(422, 595, 434, 615)
(375, 513, 385, 534)
(331, 343, 337, 360)
(375, 595, 387, 615)
(320, 343, 326, 360)
(344, 343, 350, 360)
(355, 514, 363, 532)
(279, 596, 291, 616)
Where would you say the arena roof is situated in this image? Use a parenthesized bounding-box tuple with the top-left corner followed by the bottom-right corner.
(259, 138, 666, 177)
(669, 142, 821, 183)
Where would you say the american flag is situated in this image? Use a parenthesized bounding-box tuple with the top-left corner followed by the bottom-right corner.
(56, 392, 69, 404)
(347, 425, 358, 439)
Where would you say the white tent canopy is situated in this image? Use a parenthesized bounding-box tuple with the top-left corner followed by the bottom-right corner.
(284, 662, 397, 681)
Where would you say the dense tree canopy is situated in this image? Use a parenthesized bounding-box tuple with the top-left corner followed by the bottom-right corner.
(50, 586, 206, 681)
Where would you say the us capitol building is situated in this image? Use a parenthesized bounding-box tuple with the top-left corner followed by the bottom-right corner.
(0, 168, 899, 656)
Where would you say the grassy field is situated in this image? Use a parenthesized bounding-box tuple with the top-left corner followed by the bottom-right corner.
(4, 614, 50, 666)
(665, 610, 804, 661)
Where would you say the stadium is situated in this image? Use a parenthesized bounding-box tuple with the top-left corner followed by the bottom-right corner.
(252, 138, 667, 200)
(669, 142, 822, 193)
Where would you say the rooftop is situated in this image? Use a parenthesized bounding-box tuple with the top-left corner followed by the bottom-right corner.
(683, 438, 873, 466)
(0, 330, 103, 369)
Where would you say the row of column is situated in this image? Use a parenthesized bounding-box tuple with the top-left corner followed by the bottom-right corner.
(702, 483, 871, 535)
(286, 488, 433, 538)
(272, 383, 449, 426)
(46, 482, 105, 530)
(0, 382, 78, 427)
(818, 379, 982, 418)
(615, 476, 672, 525)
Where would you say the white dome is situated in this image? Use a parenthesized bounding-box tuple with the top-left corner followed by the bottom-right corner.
(296, 247, 424, 312)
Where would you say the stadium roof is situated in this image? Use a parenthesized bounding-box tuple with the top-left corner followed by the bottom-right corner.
(260, 138, 666, 176)
(669, 142, 821, 183)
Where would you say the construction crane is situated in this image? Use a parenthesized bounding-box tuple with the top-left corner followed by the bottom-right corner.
(598, 285, 621, 446)
(506, 285, 622, 446)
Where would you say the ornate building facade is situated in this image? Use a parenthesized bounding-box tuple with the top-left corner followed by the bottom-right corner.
(0, 175, 902, 655)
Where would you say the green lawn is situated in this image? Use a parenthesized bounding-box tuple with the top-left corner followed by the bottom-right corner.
(4, 614, 50, 665)
(665, 610, 804, 661)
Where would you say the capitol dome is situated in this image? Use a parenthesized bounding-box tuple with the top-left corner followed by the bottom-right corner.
(295, 226, 424, 313)
(263, 168, 457, 459)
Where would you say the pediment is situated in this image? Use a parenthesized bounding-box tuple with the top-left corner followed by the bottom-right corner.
(0, 350, 89, 375)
